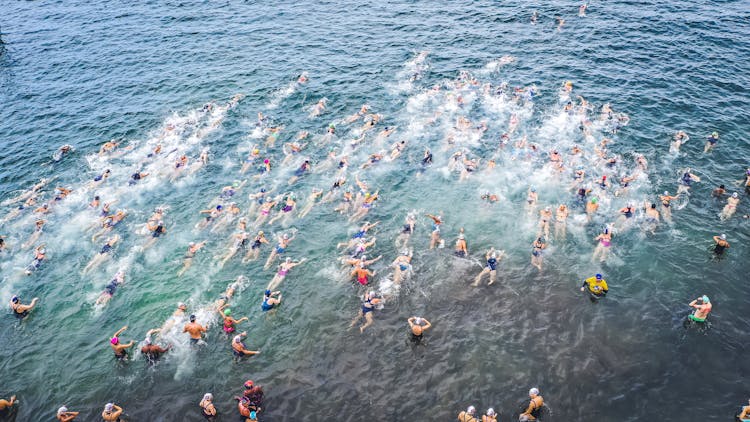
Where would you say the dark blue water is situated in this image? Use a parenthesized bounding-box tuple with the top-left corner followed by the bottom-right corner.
(1, 1, 749, 421)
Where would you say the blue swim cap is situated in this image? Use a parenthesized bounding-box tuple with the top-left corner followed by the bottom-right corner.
(250, 411, 257, 419)
(702, 295, 710, 303)
(595, 273, 602, 279)
(265, 290, 271, 296)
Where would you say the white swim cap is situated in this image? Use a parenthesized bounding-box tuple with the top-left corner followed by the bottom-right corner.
(732, 192, 739, 198)
(486, 408, 496, 416)
(57, 406, 68, 415)
(720, 234, 726, 240)
(663, 191, 669, 195)
(203, 393, 213, 401)
(105, 403, 114, 412)
(414, 317, 423, 325)
(530, 388, 540, 395)
(233, 335, 242, 343)
(467, 406, 476, 414)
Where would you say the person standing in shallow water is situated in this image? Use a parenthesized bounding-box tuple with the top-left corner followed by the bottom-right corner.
(712, 234, 730, 256)
(688, 295, 712, 323)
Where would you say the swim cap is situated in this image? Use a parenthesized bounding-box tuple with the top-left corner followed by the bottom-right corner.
(216, 205, 222, 210)
(595, 273, 602, 280)
(11, 296, 18, 303)
(178, 302, 186, 309)
(530, 388, 540, 395)
(702, 295, 710, 303)
(188, 242, 195, 247)
(224, 309, 231, 316)
(265, 290, 271, 296)
(258, 231, 264, 235)
(189, 314, 196, 322)
(105, 403, 114, 412)
(591, 198, 598, 204)
(285, 257, 292, 263)
(233, 181, 240, 188)
(244, 380, 254, 388)
(732, 192, 739, 198)
(57, 406, 68, 416)
(467, 406, 476, 415)
(233, 335, 242, 343)
(486, 408, 497, 417)
(663, 191, 669, 195)
(283, 234, 289, 239)
(260, 188, 266, 192)
(712, 131, 718, 137)
(414, 317, 423, 325)
(720, 234, 726, 240)
(203, 393, 213, 401)
(110, 337, 119, 345)
(250, 411, 257, 419)
(530, 186, 536, 192)
(144, 337, 152, 345)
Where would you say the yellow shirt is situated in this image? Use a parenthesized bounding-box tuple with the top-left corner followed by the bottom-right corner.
(585, 277, 608, 294)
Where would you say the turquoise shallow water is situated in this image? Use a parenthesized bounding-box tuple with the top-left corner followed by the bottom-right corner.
(1, 1, 750, 421)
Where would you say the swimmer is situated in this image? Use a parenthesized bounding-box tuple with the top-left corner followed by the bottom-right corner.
(531, 11, 538, 24)
(458, 406, 478, 422)
(98, 139, 120, 155)
(720, 192, 740, 220)
(241, 147, 262, 174)
(337, 221, 380, 250)
(333, 189, 354, 214)
(2, 177, 49, 206)
(711, 184, 726, 198)
(95, 270, 126, 306)
(297, 187, 323, 218)
(526, 187, 538, 212)
(688, 295, 712, 323)
(351, 262, 376, 286)
(56, 405, 79, 421)
(268, 195, 297, 225)
(408, 316, 432, 338)
(83, 234, 120, 274)
(101, 403, 123, 422)
(217, 306, 248, 334)
(538, 206, 552, 239)
(712, 234, 730, 256)
(183, 314, 207, 345)
(581, 273, 608, 299)
(644, 202, 660, 234)
(264, 231, 296, 269)
(361, 151, 385, 169)
(142, 219, 167, 250)
(391, 249, 412, 284)
(519, 388, 544, 421)
(592, 228, 612, 262)
(677, 167, 701, 194)
(554, 204, 569, 240)
(92, 210, 127, 242)
(556, 17, 565, 30)
(454, 229, 468, 257)
(2, 195, 37, 224)
(585, 197, 599, 222)
(531, 237, 546, 272)
(198, 204, 223, 230)
(473, 248, 503, 286)
(243, 230, 269, 262)
(219, 231, 249, 267)
(109, 326, 135, 360)
(345, 104, 369, 123)
(21, 219, 45, 250)
(310, 98, 327, 117)
(703, 131, 719, 153)
(350, 291, 381, 333)
(253, 199, 276, 227)
(10, 295, 39, 318)
(141, 332, 172, 363)
(744, 168, 750, 194)
(579, 2, 587, 16)
(267, 257, 306, 291)
(670, 130, 689, 153)
(89, 169, 111, 189)
(426, 213, 443, 249)
(24, 244, 47, 275)
(199, 393, 217, 420)
(53, 144, 74, 162)
(349, 191, 379, 222)
(177, 240, 207, 276)
(231, 332, 260, 357)
(736, 398, 750, 421)
(261, 289, 282, 311)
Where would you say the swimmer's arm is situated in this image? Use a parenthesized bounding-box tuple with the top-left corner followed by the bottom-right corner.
(59, 411, 79, 422)
(123, 340, 135, 349)
(113, 326, 128, 337)
(422, 320, 432, 330)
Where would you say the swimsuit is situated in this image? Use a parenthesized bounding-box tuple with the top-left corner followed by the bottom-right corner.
(223, 319, 235, 333)
(487, 258, 497, 271)
(261, 297, 274, 311)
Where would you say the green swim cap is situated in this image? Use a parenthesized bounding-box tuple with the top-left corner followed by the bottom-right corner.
(591, 197, 598, 204)
(224, 308, 231, 316)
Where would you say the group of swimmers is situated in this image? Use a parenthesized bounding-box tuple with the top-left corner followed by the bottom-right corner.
(1, 55, 747, 420)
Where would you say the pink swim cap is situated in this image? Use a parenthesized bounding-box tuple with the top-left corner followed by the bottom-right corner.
(110, 337, 119, 345)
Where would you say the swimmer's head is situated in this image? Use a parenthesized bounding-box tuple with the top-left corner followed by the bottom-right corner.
(244, 380, 254, 388)
(285, 257, 292, 263)
(732, 192, 739, 198)
(158, 220, 163, 226)
(233, 181, 240, 188)
(595, 273, 602, 280)
(250, 411, 257, 419)
(144, 337, 152, 345)
(265, 290, 271, 296)
(530, 388, 540, 396)
(189, 314, 196, 322)
(233, 335, 242, 343)
(224, 308, 231, 316)
(282, 234, 289, 240)
(110, 337, 119, 345)
(57, 406, 68, 416)
(105, 403, 114, 412)
(414, 317, 423, 325)
(11, 296, 19, 303)
(719, 184, 725, 189)
(720, 234, 726, 240)
(203, 393, 213, 402)
(591, 197, 598, 204)
(486, 408, 497, 417)
(216, 205, 222, 210)
(663, 191, 669, 196)
(530, 186, 536, 192)
(702, 295, 710, 303)
(651, 203, 657, 209)
(467, 406, 476, 415)
(402, 250, 409, 256)
(711, 131, 719, 138)
(178, 302, 186, 310)
(258, 230, 264, 236)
